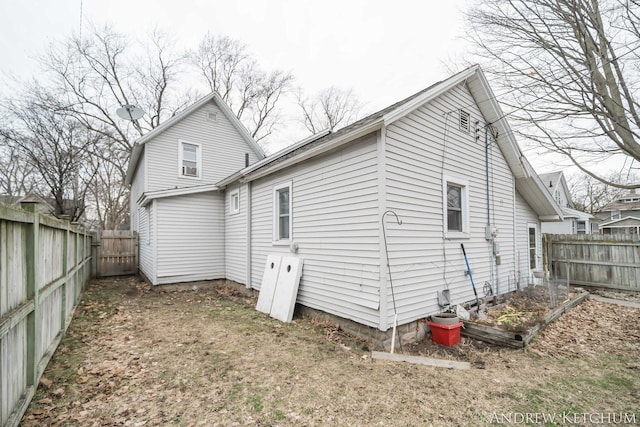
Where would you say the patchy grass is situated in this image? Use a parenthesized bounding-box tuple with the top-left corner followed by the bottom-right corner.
(22, 277, 640, 426)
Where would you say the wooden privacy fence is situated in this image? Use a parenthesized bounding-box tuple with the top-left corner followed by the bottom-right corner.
(92, 230, 137, 277)
(545, 234, 640, 291)
(0, 202, 92, 427)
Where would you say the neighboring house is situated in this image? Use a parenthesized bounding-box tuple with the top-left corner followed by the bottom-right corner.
(596, 189, 640, 234)
(127, 65, 563, 333)
(539, 171, 598, 234)
(0, 193, 55, 216)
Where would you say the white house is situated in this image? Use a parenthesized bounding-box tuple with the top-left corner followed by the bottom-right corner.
(125, 93, 266, 285)
(127, 65, 563, 333)
(596, 189, 640, 234)
(539, 171, 598, 234)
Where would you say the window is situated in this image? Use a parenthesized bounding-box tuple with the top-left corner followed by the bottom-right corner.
(447, 184, 463, 231)
(611, 211, 621, 220)
(443, 175, 469, 237)
(459, 110, 470, 132)
(577, 221, 586, 234)
(230, 191, 240, 215)
(179, 141, 201, 178)
(273, 182, 292, 242)
(528, 225, 537, 270)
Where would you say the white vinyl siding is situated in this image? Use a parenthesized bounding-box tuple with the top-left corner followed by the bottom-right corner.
(384, 83, 517, 327)
(225, 183, 247, 284)
(137, 203, 155, 284)
(155, 192, 225, 284)
(515, 192, 541, 285)
(145, 101, 260, 192)
(250, 136, 381, 328)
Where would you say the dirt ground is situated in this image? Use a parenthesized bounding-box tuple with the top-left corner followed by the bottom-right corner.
(21, 277, 640, 427)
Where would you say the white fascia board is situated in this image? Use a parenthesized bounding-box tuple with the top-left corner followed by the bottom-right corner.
(600, 216, 640, 227)
(382, 65, 479, 126)
(125, 143, 144, 186)
(242, 122, 382, 182)
(243, 129, 331, 175)
(213, 93, 266, 159)
(138, 184, 219, 206)
(216, 170, 244, 189)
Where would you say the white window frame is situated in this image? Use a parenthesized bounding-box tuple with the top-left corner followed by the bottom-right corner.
(230, 190, 240, 215)
(178, 140, 202, 179)
(527, 223, 539, 271)
(273, 181, 292, 244)
(443, 175, 470, 239)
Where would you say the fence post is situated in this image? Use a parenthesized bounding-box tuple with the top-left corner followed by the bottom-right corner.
(20, 201, 39, 391)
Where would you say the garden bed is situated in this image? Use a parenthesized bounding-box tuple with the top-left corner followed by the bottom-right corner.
(460, 287, 590, 348)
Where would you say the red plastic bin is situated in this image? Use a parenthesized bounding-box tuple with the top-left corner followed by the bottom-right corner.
(427, 321, 463, 347)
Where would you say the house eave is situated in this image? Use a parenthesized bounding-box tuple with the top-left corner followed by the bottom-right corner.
(138, 184, 219, 207)
(242, 121, 383, 182)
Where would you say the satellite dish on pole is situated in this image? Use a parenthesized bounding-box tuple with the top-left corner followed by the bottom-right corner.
(116, 104, 145, 121)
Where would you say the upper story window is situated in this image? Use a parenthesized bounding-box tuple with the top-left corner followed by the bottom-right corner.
(443, 175, 469, 238)
(273, 182, 292, 243)
(611, 211, 621, 220)
(179, 140, 201, 178)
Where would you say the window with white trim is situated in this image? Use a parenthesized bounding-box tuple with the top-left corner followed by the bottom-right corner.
(273, 182, 292, 242)
(443, 175, 469, 237)
(577, 220, 586, 234)
(230, 191, 240, 215)
(179, 140, 201, 178)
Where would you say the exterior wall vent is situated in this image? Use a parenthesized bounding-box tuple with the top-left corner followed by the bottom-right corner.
(459, 110, 470, 132)
(207, 112, 218, 123)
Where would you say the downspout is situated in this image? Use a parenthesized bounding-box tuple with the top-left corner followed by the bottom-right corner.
(485, 125, 495, 292)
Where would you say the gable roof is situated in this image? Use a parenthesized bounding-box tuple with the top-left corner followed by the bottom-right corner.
(600, 216, 640, 227)
(124, 92, 265, 185)
(218, 65, 562, 220)
(539, 171, 563, 189)
(599, 190, 640, 212)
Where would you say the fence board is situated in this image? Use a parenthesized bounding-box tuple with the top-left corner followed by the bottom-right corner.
(547, 234, 640, 291)
(97, 231, 137, 277)
(0, 203, 92, 427)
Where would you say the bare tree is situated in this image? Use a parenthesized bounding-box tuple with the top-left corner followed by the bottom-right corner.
(567, 171, 633, 214)
(1, 86, 100, 221)
(0, 140, 37, 196)
(465, 0, 640, 188)
(297, 86, 363, 134)
(43, 25, 192, 155)
(87, 141, 130, 229)
(191, 33, 294, 142)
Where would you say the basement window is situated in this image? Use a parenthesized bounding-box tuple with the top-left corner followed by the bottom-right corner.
(459, 110, 470, 133)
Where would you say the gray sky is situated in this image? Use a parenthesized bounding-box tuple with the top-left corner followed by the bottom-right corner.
(1, 0, 569, 171)
(0, 1, 468, 97)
